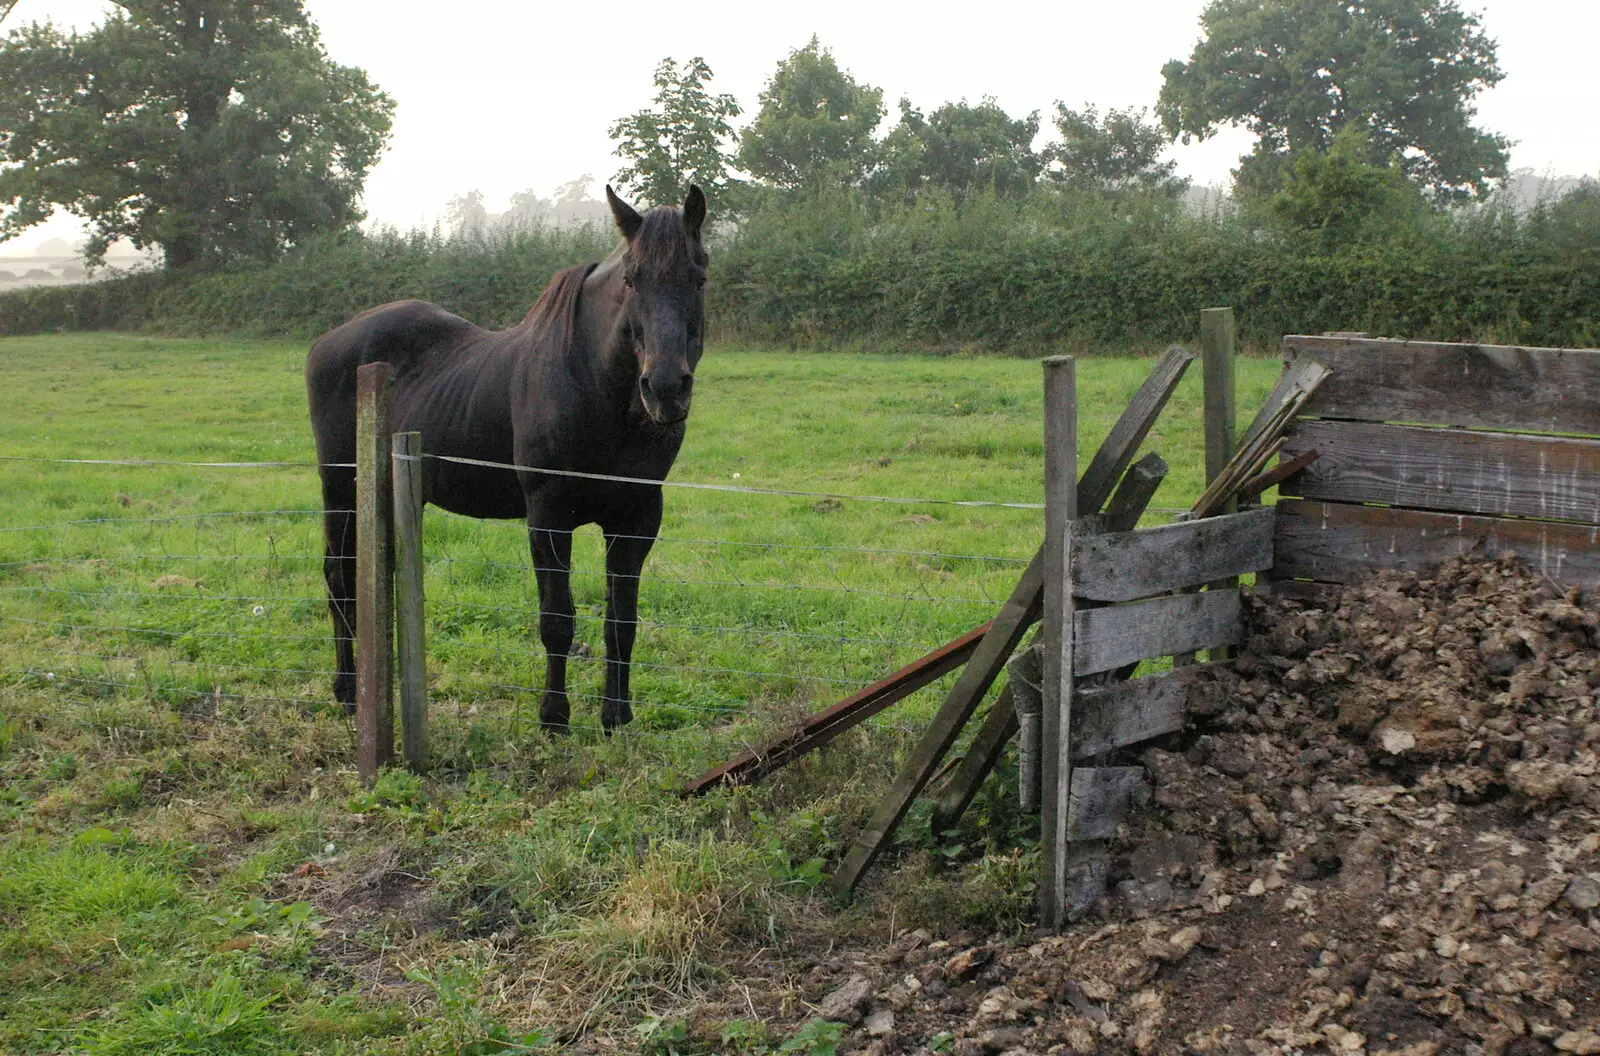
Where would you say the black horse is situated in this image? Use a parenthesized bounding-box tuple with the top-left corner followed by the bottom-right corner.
(306, 186, 708, 731)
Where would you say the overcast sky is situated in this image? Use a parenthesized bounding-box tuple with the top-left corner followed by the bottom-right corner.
(9, 0, 1599, 248)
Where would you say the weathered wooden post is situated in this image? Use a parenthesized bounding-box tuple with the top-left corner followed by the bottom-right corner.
(1201, 307, 1237, 506)
(355, 363, 394, 781)
(1201, 308, 1238, 662)
(1039, 355, 1077, 929)
(393, 430, 427, 771)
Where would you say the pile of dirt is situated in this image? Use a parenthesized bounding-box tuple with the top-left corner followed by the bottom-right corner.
(800, 553, 1600, 1055)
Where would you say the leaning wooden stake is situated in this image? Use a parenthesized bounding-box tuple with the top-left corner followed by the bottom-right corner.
(393, 431, 427, 772)
(355, 363, 395, 781)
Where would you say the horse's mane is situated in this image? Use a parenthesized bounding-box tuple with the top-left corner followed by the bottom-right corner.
(518, 261, 599, 347)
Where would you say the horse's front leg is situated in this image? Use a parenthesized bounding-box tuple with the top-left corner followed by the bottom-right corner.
(529, 520, 576, 732)
(601, 503, 661, 731)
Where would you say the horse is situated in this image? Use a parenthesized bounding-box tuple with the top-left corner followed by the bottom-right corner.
(306, 185, 708, 732)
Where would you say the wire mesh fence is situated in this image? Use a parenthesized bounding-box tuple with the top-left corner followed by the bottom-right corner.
(0, 458, 1041, 765)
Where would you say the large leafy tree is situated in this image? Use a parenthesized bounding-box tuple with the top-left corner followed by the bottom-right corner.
(737, 36, 884, 190)
(876, 97, 1041, 201)
(610, 57, 740, 213)
(0, 0, 394, 267)
(1158, 0, 1508, 200)
(1043, 103, 1188, 196)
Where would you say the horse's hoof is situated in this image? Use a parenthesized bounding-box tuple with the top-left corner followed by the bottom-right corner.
(541, 717, 571, 738)
(333, 672, 356, 707)
(601, 697, 634, 731)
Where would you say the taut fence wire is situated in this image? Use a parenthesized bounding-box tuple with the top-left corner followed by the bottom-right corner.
(0, 454, 1056, 760)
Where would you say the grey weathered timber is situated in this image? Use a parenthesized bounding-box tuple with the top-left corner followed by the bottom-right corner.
(355, 363, 394, 781)
(1074, 589, 1243, 676)
(1095, 453, 1169, 534)
(1066, 766, 1149, 841)
(1238, 448, 1319, 503)
(393, 431, 427, 772)
(929, 453, 1170, 835)
(839, 349, 1195, 899)
(1075, 345, 1193, 513)
(1274, 499, 1600, 587)
(1011, 645, 1043, 812)
(929, 684, 1022, 833)
(1039, 356, 1078, 929)
(832, 549, 1045, 894)
(1074, 507, 1275, 602)
(1202, 308, 1237, 501)
(1240, 353, 1335, 448)
(1285, 335, 1600, 437)
(1281, 419, 1600, 524)
(1072, 666, 1203, 760)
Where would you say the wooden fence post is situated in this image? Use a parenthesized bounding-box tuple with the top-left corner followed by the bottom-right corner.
(1202, 308, 1237, 502)
(393, 430, 427, 772)
(355, 363, 394, 781)
(1039, 355, 1077, 929)
(1195, 307, 1238, 663)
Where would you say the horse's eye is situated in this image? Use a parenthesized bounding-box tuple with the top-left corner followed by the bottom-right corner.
(622, 275, 634, 289)
(696, 276, 706, 289)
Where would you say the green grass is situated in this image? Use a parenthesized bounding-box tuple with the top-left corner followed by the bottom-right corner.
(0, 332, 1280, 1052)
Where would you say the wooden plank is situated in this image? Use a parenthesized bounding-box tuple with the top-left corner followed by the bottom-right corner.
(930, 453, 1172, 835)
(1076, 345, 1193, 514)
(1067, 766, 1148, 841)
(355, 363, 394, 781)
(1274, 498, 1600, 587)
(1284, 335, 1600, 436)
(682, 620, 990, 796)
(1281, 419, 1600, 524)
(832, 548, 1045, 894)
(1097, 453, 1168, 533)
(393, 432, 427, 772)
(1039, 355, 1078, 929)
(1074, 507, 1274, 602)
(1240, 352, 1335, 449)
(1238, 448, 1319, 502)
(1073, 667, 1204, 760)
(1074, 590, 1243, 676)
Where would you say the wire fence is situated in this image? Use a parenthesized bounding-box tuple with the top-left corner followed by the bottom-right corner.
(0, 456, 1043, 762)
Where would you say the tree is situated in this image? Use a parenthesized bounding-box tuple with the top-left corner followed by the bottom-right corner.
(445, 189, 492, 237)
(1268, 123, 1424, 245)
(1158, 0, 1508, 201)
(0, 0, 393, 267)
(1043, 103, 1188, 196)
(738, 36, 884, 190)
(610, 57, 740, 213)
(875, 97, 1040, 201)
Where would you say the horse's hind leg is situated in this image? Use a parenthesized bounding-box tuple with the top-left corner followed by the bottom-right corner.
(600, 495, 662, 731)
(529, 516, 576, 732)
(319, 471, 358, 711)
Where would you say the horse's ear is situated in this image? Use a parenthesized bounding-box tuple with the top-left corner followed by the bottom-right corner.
(606, 185, 643, 241)
(682, 185, 707, 237)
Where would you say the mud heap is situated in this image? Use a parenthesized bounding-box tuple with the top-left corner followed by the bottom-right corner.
(810, 553, 1600, 1055)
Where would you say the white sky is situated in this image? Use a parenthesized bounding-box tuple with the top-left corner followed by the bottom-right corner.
(8, 0, 1599, 248)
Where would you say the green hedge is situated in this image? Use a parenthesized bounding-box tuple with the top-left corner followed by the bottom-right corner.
(4, 189, 1596, 350)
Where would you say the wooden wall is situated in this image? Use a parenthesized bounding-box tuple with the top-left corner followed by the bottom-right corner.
(1275, 335, 1600, 591)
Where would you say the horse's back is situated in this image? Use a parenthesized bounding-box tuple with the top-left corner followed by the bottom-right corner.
(307, 300, 478, 383)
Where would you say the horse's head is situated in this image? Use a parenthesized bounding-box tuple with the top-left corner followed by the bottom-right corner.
(606, 184, 708, 425)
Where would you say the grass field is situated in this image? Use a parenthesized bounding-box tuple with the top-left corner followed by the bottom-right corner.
(0, 333, 1280, 1054)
